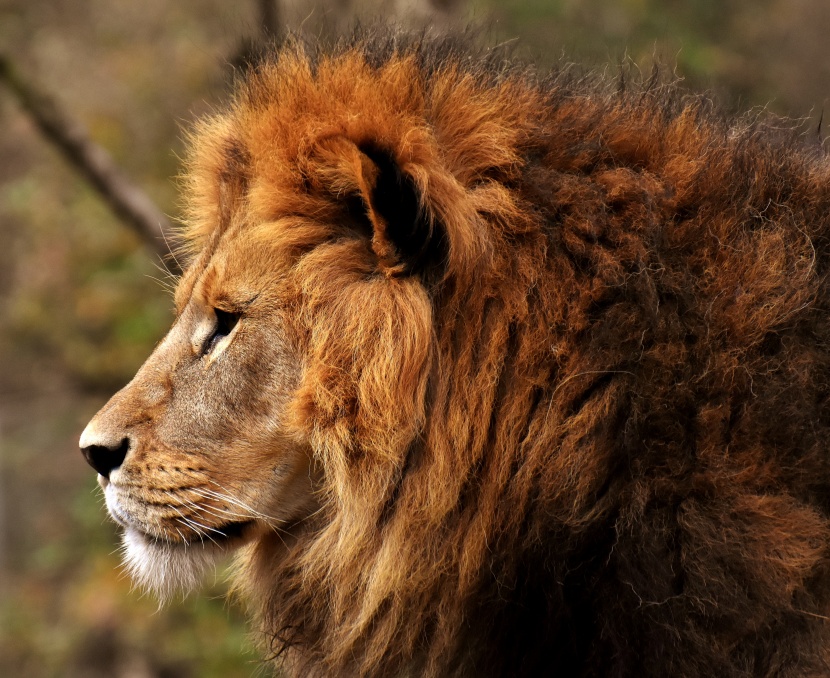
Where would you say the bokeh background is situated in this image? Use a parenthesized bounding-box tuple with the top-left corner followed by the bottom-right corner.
(1, 1, 828, 675)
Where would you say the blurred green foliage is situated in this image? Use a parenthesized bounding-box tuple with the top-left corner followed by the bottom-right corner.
(476, 0, 830, 119)
(0, 0, 827, 676)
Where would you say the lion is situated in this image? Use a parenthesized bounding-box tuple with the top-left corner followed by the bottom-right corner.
(80, 31, 830, 677)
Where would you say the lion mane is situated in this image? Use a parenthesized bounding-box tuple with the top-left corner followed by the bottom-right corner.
(99, 30, 830, 677)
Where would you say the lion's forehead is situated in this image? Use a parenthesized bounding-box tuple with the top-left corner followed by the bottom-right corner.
(174, 234, 281, 314)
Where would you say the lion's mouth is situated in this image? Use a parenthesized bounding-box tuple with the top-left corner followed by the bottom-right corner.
(126, 519, 256, 548)
(104, 481, 258, 547)
(105, 487, 256, 547)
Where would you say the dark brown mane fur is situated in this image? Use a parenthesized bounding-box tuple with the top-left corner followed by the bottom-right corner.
(182, 28, 830, 677)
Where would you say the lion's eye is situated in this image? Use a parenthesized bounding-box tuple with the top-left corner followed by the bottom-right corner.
(203, 308, 241, 356)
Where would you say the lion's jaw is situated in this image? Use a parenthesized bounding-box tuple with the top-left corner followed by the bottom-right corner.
(94, 471, 251, 599)
(120, 524, 231, 600)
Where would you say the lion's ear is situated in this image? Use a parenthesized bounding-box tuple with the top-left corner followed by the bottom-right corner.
(344, 142, 442, 276)
(312, 137, 444, 275)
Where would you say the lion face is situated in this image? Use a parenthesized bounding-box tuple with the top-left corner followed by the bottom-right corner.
(80, 228, 318, 597)
(79, 126, 443, 600)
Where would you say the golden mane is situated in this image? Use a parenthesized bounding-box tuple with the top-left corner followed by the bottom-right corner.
(179, 31, 830, 677)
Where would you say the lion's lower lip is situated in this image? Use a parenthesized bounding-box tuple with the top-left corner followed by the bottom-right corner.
(133, 519, 256, 547)
(106, 485, 256, 546)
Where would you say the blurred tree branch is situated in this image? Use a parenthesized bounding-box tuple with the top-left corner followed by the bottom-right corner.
(0, 53, 180, 273)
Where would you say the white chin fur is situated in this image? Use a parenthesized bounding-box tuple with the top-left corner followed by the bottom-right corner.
(121, 527, 222, 601)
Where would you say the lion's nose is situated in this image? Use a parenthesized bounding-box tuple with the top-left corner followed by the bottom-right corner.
(80, 427, 131, 479)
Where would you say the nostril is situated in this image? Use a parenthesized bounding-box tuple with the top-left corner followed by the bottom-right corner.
(81, 438, 130, 479)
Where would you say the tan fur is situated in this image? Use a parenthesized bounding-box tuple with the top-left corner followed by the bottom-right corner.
(82, 32, 830, 677)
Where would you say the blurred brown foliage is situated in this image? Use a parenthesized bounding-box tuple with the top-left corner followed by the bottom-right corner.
(0, 0, 827, 676)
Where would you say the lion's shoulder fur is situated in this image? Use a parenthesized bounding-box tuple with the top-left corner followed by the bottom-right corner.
(183, 29, 830, 678)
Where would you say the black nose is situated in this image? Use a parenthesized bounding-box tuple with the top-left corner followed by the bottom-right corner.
(81, 438, 131, 478)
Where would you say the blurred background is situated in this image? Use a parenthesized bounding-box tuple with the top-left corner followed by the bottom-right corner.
(0, 0, 828, 675)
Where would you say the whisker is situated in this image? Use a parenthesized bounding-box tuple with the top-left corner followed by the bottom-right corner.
(202, 480, 291, 524)
(189, 487, 292, 545)
(174, 526, 188, 545)
(158, 224, 183, 275)
(198, 483, 327, 529)
(178, 516, 217, 546)
(196, 491, 267, 521)
(188, 490, 296, 545)
(163, 498, 217, 542)
(188, 517, 226, 541)
(192, 488, 289, 529)
(187, 495, 253, 523)
(164, 500, 219, 546)
(176, 493, 253, 531)
(145, 273, 177, 295)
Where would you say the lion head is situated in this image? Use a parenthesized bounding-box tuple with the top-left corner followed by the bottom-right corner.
(81, 32, 830, 678)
